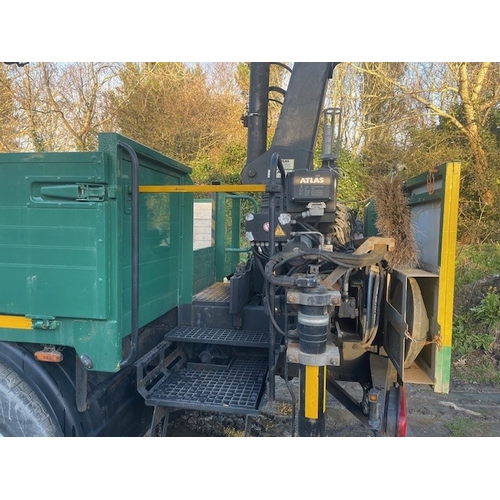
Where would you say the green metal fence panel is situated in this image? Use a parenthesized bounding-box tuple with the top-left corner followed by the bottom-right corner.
(193, 246, 216, 294)
(214, 192, 227, 281)
(213, 193, 253, 281)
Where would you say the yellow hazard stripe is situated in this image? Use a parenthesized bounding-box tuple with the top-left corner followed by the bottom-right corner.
(0, 315, 32, 329)
(139, 184, 266, 194)
(323, 366, 327, 413)
(305, 365, 319, 419)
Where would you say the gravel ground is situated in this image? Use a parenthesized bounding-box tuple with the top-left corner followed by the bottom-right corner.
(167, 378, 500, 437)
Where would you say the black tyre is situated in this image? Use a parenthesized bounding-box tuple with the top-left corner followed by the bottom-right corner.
(0, 361, 59, 437)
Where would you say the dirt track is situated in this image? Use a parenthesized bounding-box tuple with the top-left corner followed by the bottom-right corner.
(405, 383, 500, 437)
(169, 379, 500, 437)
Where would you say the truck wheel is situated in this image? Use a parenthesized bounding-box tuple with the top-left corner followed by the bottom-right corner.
(0, 361, 59, 437)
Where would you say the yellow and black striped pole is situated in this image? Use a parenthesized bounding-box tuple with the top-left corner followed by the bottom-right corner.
(299, 364, 327, 436)
(297, 300, 330, 436)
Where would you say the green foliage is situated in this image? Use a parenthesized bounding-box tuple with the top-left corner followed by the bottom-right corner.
(452, 313, 495, 358)
(470, 290, 500, 327)
(454, 244, 500, 289)
(191, 141, 247, 186)
(457, 192, 500, 244)
(111, 62, 246, 177)
(336, 150, 370, 204)
(456, 136, 500, 243)
(452, 244, 500, 384)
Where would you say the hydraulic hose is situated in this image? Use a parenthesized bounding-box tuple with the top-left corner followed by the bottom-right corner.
(264, 248, 387, 288)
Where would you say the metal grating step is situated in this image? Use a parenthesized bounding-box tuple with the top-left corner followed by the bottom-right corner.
(193, 282, 230, 303)
(165, 326, 270, 348)
(145, 357, 268, 415)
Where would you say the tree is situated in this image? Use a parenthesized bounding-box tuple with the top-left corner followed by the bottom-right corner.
(111, 62, 247, 183)
(0, 65, 17, 151)
(352, 62, 500, 208)
(4, 62, 121, 152)
(326, 62, 364, 157)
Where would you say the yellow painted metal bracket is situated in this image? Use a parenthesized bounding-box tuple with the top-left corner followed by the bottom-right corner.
(0, 315, 32, 330)
(139, 184, 266, 194)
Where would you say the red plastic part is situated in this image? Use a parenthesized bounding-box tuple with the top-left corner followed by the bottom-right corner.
(397, 385, 408, 436)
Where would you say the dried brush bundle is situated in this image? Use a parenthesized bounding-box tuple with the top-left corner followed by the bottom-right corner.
(371, 174, 419, 269)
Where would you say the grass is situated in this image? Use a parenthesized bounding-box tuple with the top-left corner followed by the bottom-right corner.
(470, 288, 500, 325)
(451, 243, 500, 385)
(447, 416, 485, 437)
(452, 309, 496, 359)
(454, 243, 500, 290)
(452, 352, 500, 385)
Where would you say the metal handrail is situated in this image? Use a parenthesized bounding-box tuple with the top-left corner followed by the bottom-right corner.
(118, 142, 139, 369)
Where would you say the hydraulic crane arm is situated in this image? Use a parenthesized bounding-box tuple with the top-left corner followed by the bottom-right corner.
(241, 62, 337, 184)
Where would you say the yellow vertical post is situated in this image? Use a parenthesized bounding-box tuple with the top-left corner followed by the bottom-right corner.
(435, 162, 461, 393)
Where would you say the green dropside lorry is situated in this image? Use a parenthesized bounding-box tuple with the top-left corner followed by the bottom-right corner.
(0, 62, 460, 436)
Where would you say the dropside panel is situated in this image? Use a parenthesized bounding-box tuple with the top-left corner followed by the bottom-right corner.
(0, 152, 109, 320)
(98, 133, 194, 337)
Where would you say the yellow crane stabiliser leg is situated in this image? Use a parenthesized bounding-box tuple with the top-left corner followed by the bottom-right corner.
(299, 364, 327, 436)
(292, 287, 340, 437)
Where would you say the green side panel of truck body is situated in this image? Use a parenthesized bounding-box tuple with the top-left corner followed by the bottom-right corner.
(0, 133, 194, 372)
(0, 151, 109, 319)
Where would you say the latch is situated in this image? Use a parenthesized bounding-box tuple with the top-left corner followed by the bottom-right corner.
(76, 184, 106, 201)
(39, 183, 106, 202)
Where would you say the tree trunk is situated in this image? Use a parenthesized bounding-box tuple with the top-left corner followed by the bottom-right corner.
(458, 62, 494, 206)
(466, 126, 494, 206)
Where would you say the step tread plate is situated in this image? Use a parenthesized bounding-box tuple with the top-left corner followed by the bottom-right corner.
(193, 282, 230, 303)
(145, 357, 268, 415)
(165, 326, 270, 347)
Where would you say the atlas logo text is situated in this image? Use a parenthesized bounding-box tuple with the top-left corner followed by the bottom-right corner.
(299, 177, 325, 184)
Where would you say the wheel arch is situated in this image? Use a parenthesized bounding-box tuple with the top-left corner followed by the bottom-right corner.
(0, 342, 95, 436)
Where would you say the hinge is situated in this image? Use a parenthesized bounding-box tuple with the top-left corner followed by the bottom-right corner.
(26, 315, 61, 330)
